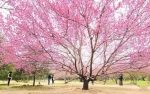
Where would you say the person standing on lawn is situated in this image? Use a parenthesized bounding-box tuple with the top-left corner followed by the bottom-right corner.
(7, 71, 12, 86)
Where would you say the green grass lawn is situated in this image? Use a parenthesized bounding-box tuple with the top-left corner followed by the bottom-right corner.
(94, 79, 150, 87)
(0, 84, 6, 90)
(136, 81, 150, 87)
(1, 79, 150, 89)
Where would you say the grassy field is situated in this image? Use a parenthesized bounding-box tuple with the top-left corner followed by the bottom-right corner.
(94, 79, 150, 86)
(0, 80, 150, 94)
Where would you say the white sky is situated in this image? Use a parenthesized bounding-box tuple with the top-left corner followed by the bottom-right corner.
(0, 1, 10, 17)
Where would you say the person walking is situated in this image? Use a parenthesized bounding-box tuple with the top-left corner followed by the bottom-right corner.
(118, 73, 123, 86)
(48, 74, 51, 85)
(52, 74, 55, 84)
(90, 76, 94, 85)
(101, 71, 107, 85)
(7, 71, 12, 86)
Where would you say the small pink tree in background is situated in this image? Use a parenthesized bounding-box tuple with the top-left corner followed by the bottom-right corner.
(1, 0, 150, 90)
(18, 46, 51, 86)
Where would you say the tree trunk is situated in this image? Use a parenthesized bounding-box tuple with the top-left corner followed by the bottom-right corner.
(82, 80, 89, 90)
(142, 77, 145, 81)
(33, 75, 35, 86)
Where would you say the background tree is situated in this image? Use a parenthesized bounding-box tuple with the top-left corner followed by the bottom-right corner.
(0, 64, 14, 80)
(1, 0, 150, 90)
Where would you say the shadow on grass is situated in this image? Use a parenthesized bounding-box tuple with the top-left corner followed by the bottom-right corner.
(11, 85, 53, 90)
(0, 84, 9, 90)
(99, 86, 132, 91)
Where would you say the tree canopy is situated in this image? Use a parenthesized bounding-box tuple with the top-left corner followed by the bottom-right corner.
(1, 0, 150, 89)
